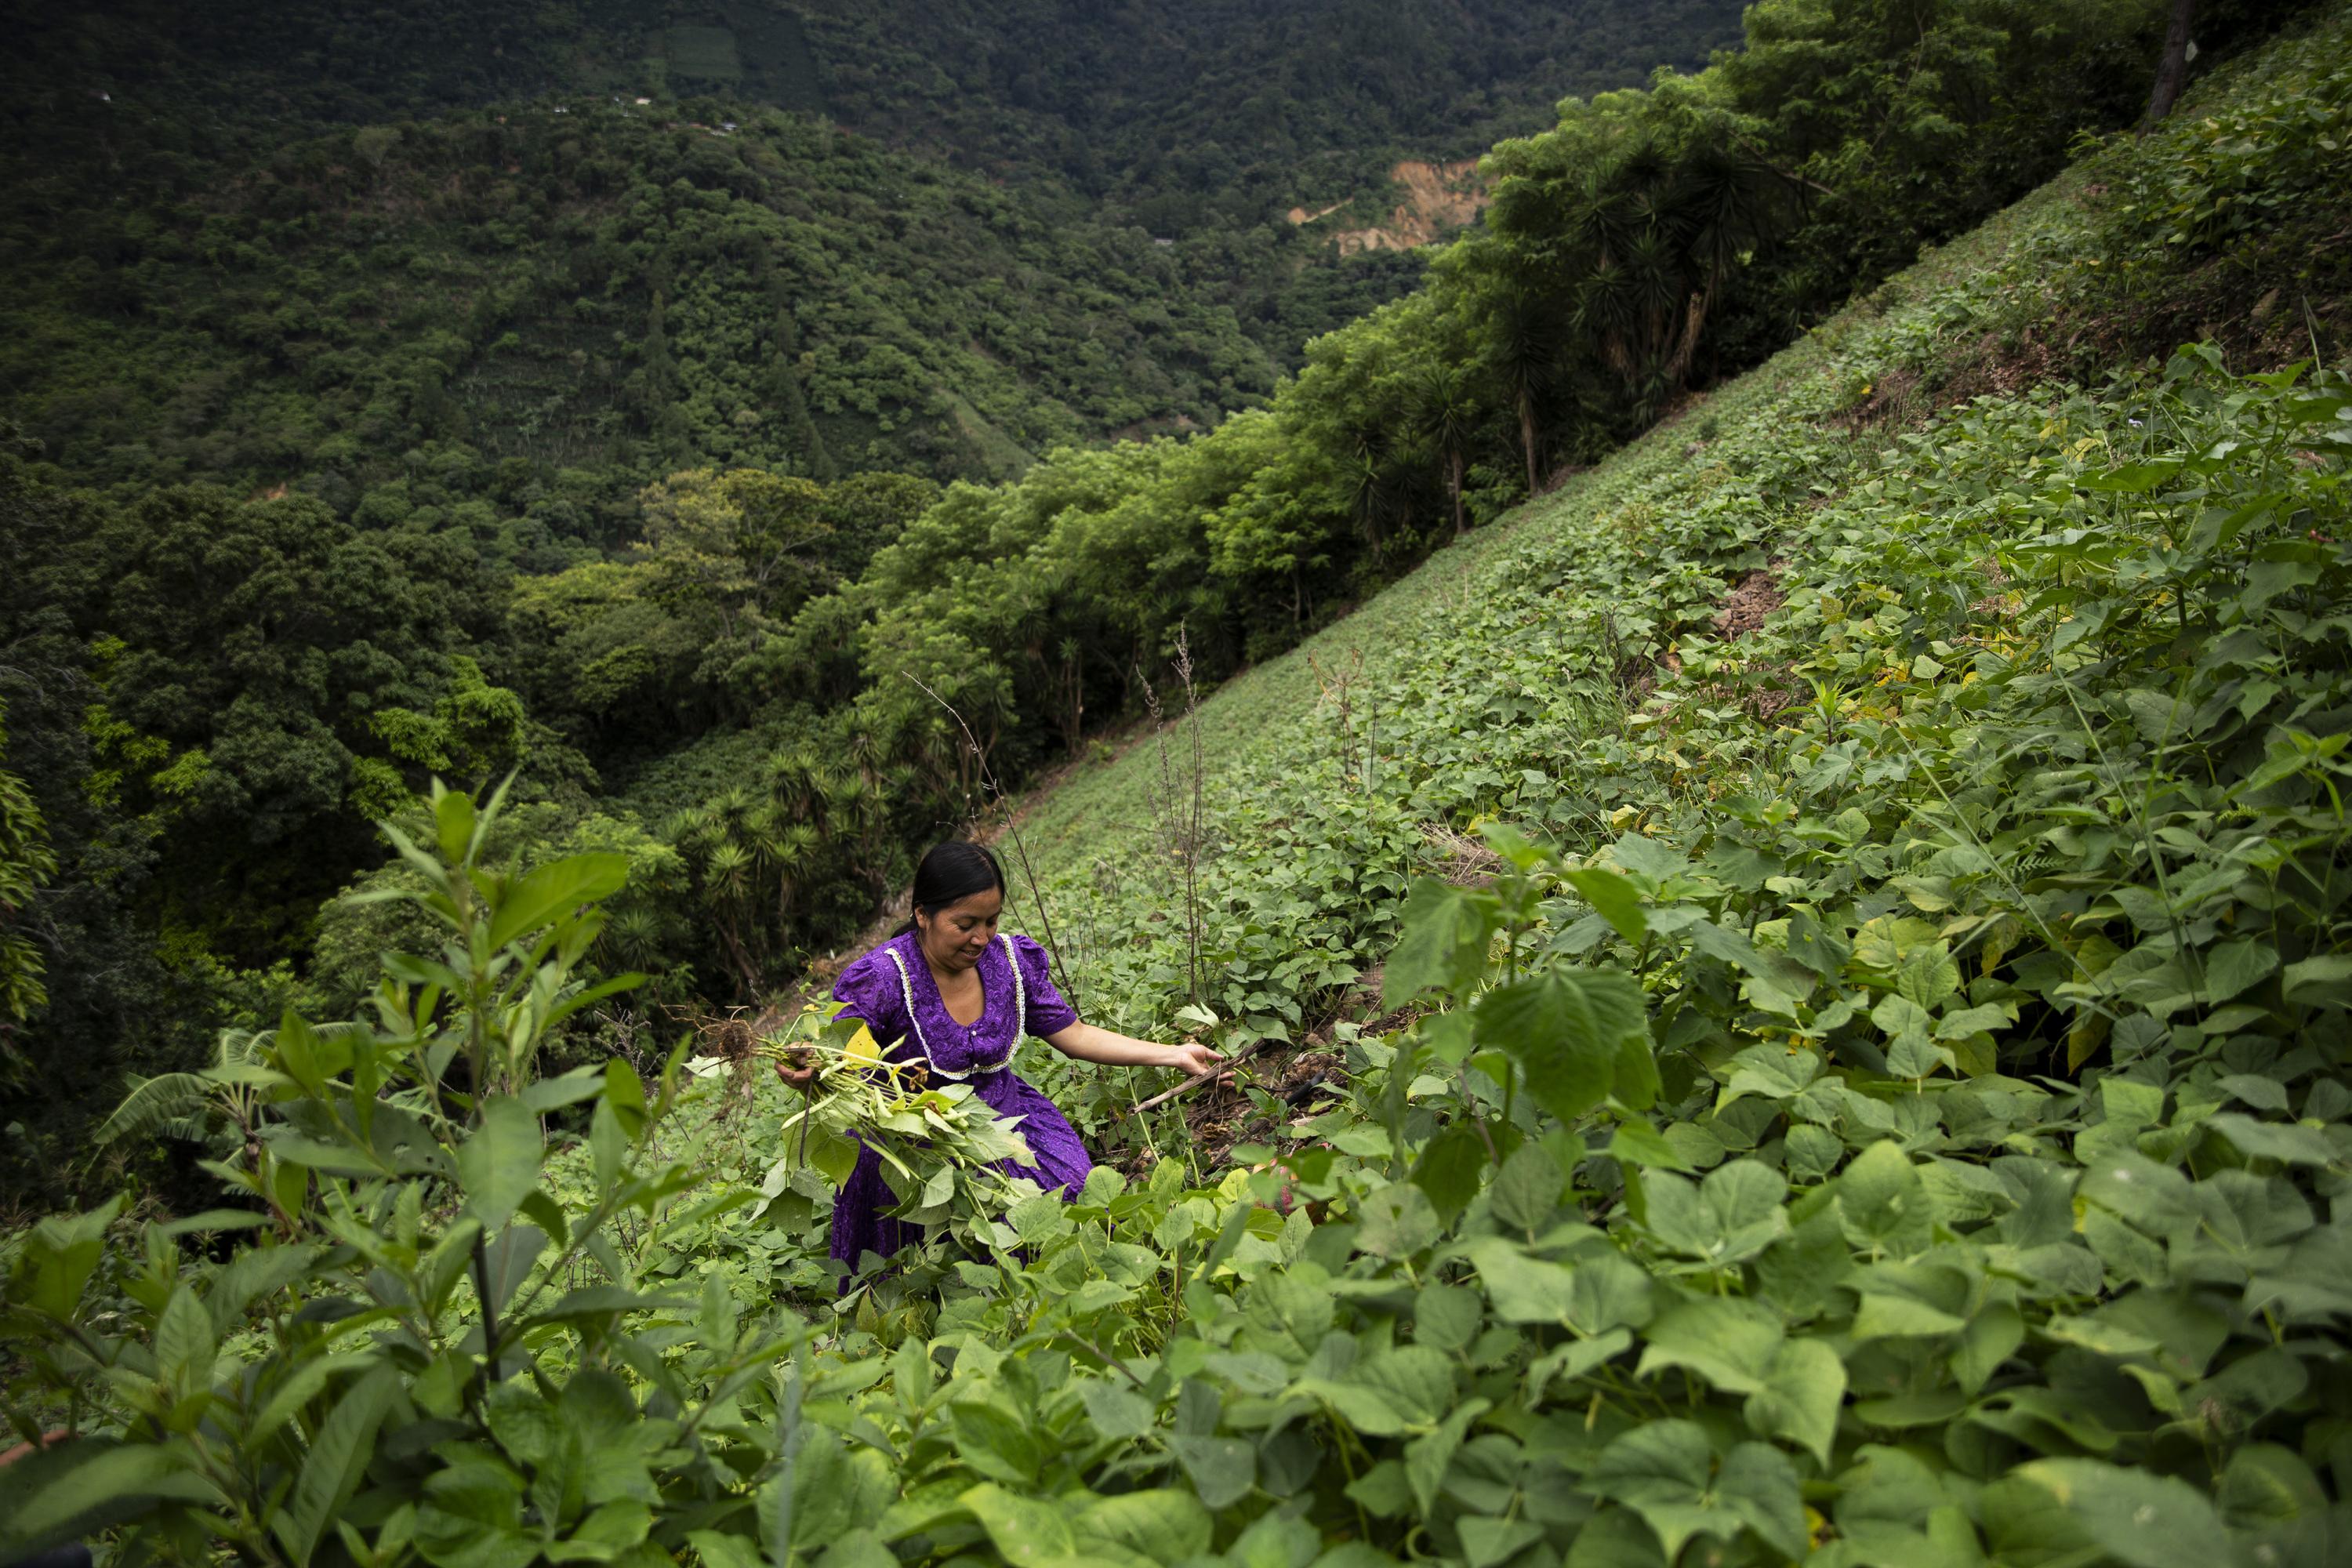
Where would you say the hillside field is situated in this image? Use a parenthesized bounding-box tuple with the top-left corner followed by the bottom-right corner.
(5, 8, 2352, 1568)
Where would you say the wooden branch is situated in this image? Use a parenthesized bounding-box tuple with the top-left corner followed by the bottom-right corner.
(1119, 1036, 1287, 1117)
(1125, 1069, 1236, 1116)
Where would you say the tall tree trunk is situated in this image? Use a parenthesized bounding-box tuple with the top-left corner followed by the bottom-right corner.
(1519, 393, 1539, 496)
(1450, 450, 1467, 537)
(2144, 0, 2197, 129)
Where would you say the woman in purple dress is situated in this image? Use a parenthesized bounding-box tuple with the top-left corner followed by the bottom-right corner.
(778, 841, 1224, 1283)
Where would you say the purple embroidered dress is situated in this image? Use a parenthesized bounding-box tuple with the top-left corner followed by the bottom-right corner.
(826, 931, 1092, 1279)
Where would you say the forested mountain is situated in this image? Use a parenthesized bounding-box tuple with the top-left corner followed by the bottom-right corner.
(0, 2, 1748, 510)
(0, 0, 2322, 1224)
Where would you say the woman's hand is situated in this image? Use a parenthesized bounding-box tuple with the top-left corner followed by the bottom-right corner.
(1163, 1042, 1227, 1078)
(771, 1048, 822, 1092)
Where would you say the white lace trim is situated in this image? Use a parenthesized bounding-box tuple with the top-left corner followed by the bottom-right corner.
(882, 934, 1025, 1080)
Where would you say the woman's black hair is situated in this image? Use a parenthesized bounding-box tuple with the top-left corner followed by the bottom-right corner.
(893, 840, 1006, 937)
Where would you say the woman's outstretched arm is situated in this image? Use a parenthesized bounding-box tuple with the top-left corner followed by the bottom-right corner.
(1044, 1022, 1224, 1077)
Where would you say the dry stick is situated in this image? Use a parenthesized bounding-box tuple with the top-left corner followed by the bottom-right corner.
(1177, 628, 1207, 1009)
(900, 670, 1080, 1010)
(1119, 1036, 1282, 1117)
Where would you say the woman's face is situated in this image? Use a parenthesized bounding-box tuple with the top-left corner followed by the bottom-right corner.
(916, 886, 1003, 971)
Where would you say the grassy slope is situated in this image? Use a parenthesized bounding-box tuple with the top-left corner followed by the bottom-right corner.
(1007, 5, 2350, 1094)
(1015, 169, 2075, 996)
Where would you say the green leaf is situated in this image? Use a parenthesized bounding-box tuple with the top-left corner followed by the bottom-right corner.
(276, 1365, 397, 1564)
(1415, 1281, 1483, 1352)
(153, 1283, 216, 1390)
(1405, 1398, 1490, 1519)
(960, 1483, 1077, 1565)
(1838, 1141, 1933, 1258)
(1352, 1345, 1457, 1429)
(1410, 1120, 1487, 1221)
(1355, 1181, 1440, 1259)
(1383, 878, 1500, 1006)
(1458, 1517, 1546, 1568)
(0, 1439, 213, 1561)
(2282, 953, 2352, 1007)
(2203, 1111, 2339, 1167)
(1566, 866, 1649, 943)
(1642, 1160, 1789, 1265)
(1079, 1381, 1156, 1441)
(1584, 1422, 1805, 1562)
(1464, 1236, 1577, 1323)
(486, 851, 630, 952)
(434, 786, 479, 866)
(1475, 965, 1648, 1121)
(2079, 459, 2183, 492)
(2014, 1460, 2231, 1568)
(1744, 1336, 1845, 1466)
(1566, 1507, 1668, 1568)
(1074, 1490, 1213, 1565)
(1490, 1142, 1566, 1233)
(1167, 1434, 1255, 1509)
(456, 1095, 543, 1230)
(19, 1196, 124, 1320)
(1637, 1297, 1783, 1396)
(2203, 940, 2279, 1004)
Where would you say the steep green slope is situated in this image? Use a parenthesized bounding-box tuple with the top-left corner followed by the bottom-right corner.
(1009, 6, 2352, 1113)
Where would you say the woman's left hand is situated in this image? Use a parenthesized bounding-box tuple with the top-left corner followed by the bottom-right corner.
(1164, 1042, 1227, 1078)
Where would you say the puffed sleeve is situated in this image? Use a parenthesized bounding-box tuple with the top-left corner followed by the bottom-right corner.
(1011, 934, 1080, 1037)
(829, 947, 912, 1050)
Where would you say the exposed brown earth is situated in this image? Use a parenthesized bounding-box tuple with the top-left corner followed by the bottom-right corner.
(1290, 159, 1490, 254)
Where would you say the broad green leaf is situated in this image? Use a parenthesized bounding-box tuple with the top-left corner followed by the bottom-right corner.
(1356, 1181, 1440, 1259)
(1167, 1434, 1255, 1509)
(1584, 1422, 1805, 1562)
(1952, 1301, 2024, 1394)
(1410, 1119, 1487, 1221)
(1415, 1281, 1483, 1352)
(1457, 1517, 1546, 1568)
(456, 1095, 543, 1230)
(1490, 1142, 1566, 1233)
(1642, 1160, 1789, 1265)
(0, 1439, 213, 1561)
(1637, 1296, 1784, 1396)
(1383, 878, 1501, 1006)
(2217, 1443, 2328, 1528)
(1838, 1142, 1933, 1258)
(1566, 865, 1649, 942)
(275, 1365, 396, 1563)
(1079, 1381, 1156, 1441)
(1074, 1490, 1213, 1565)
(960, 1483, 1078, 1565)
(19, 1196, 125, 1319)
(1566, 1507, 1668, 1568)
(485, 851, 630, 952)
(2281, 953, 2352, 1007)
(153, 1283, 216, 1392)
(2014, 1460, 2230, 1568)
(1405, 1398, 1490, 1519)
(2202, 1111, 2339, 1167)
(1352, 1345, 1456, 1429)
(1475, 966, 1648, 1121)
(2203, 940, 2279, 1004)
(1462, 1237, 1576, 1323)
(2079, 1150, 2198, 1235)
(1744, 1337, 1845, 1465)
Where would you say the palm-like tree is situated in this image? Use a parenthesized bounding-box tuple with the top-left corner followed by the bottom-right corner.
(1414, 364, 1480, 538)
(1483, 288, 1562, 495)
